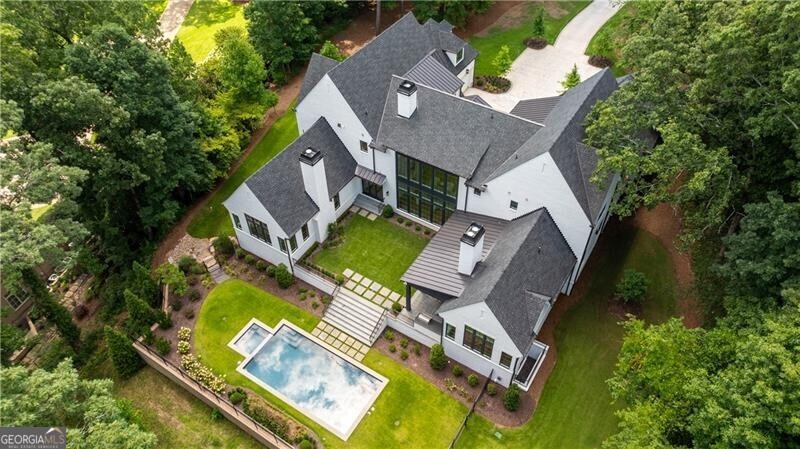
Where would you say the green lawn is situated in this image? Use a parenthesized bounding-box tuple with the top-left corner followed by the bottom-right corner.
(31, 203, 52, 221)
(116, 366, 261, 449)
(148, 0, 169, 16)
(176, 0, 247, 62)
(469, 1, 591, 76)
(309, 215, 428, 293)
(456, 225, 677, 449)
(194, 280, 467, 449)
(188, 109, 299, 238)
(585, 2, 638, 76)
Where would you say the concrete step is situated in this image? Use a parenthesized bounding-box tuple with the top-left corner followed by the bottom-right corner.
(337, 288, 385, 318)
(323, 312, 372, 344)
(325, 305, 375, 338)
(322, 290, 386, 345)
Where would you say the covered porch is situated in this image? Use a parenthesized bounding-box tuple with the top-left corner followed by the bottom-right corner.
(354, 165, 386, 215)
(513, 340, 549, 391)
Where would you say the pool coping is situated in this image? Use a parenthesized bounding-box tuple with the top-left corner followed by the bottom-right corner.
(232, 318, 389, 441)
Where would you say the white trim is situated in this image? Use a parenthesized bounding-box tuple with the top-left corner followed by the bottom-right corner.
(233, 319, 388, 441)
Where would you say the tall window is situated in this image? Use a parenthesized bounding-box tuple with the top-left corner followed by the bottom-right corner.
(232, 214, 242, 230)
(301, 223, 310, 240)
(463, 325, 494, 359)
(500, 352, 513, 369)
(445, 323, 456, 340)
(288, 235, 298, 251)
(396, 153, 457, 225)
(333, 193, 340, 210)
(278, 238, 287, 253)
(245, 214, 271, 244)
(5, 293, 26, 310)
(360, 140, 369, 153)
(456, 47, 464, 64)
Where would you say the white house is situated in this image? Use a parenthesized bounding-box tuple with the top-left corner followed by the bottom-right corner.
(223, 13, 624, 389)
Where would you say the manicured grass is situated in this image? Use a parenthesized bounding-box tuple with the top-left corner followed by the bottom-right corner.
(194, 280, 467, 449)
(176, 0, 247, 62)
(585, 2, 638, 76)
(469, 1, 591, 76)
(187, 109, 299, 238)
(456, 225, 676, 449)
(148, 0, 169, 16)
(309, 215, 428, 293)
(31, 203, 52, 221)
(116, 366, 262, 449)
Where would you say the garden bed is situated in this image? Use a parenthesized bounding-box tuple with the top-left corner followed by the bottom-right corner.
(474, 75, 511, 93)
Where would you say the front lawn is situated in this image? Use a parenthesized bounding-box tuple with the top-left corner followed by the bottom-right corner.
(308, 215, 428, 293)
(469, 1, 591, 76)
(188, 109, 299, 238)
(116, 366, 261, 449)
(194, 280, 467, 449)
(585, 2, 638, 76)
(456, 224, 677, 449)
(176, 0, 247, 62)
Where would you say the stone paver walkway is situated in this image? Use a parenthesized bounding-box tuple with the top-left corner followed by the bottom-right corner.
(464, 0, 619, 112)
(159, 0, 195, 41)
(311, 321, 369, 362)
(342, 269, 403, 311)
(351, 205, 378, 221)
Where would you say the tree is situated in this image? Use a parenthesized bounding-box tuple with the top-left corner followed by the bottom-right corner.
(0, 358, 155, 447)
(503, 383, 521, 411)
(105, 326, 144, 378)
(429, 343, 446, 370)
(0, 310, 26, 366)
(245, 0, 319, 84)
(22, 269, 81, 350)
(155, 262, 188, 297)
(412, 1, 494, 27)
(559, 64, 581, 92)
(124, 289, 157, 334)
(319, 40, 346, 62)
(615, 269, 649, 303)
(531, 8, 545, 38)
(214, 27, 269, 107)
(491, 45, 513, 78)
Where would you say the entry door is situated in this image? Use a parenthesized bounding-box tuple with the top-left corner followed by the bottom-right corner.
(361, 179, 384, 201)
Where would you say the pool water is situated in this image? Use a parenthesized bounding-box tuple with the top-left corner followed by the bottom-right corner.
(241, 325, 384, 438)
(232, 323, 271, 354)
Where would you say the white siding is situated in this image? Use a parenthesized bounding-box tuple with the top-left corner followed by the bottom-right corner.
(335, 177, 362, 219)
(457, 60, 475, 90)
(374, 148, 397, 209)
(439, 302, 522, 387)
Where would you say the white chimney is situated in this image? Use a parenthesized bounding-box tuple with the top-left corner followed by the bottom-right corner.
(458, 223, 485, 275)
(397, 80, 418, 118)
(299, 147, 328, 208)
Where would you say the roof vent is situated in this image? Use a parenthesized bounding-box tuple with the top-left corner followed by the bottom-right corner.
(397, 80, 418, 119)
(299, 147, 322, 165)
(459, 223, 485, 275)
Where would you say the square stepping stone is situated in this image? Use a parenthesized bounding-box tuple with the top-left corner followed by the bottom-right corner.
(382, 299, 394, 309)
(311, 328, 321, 336)
(347, 348, 358, 358)
(355, 352, 365, 361)
(359, 277, 373, 287)
(324, 323, 335, 332)
(352, 341, 363, 351)
(331, 329, 341, 338)
(351, 273, 363, 283)
(345, 280, 357, 290)
(389, 292, 401, 302)
(349, 206, 360, 213)
(358, 209, 369, 217)
(372, 295, 384, 305)
(333, 340, 343, 349)
(354, 285, 366, 295)
(366, 213, 378, 221)
(364, 290, 375, 300)
(369, 282, 381, 292)
(343, 268, 354, 278)
(319, 332, 329, 341)
(358, 345, 368, 354)
(379, 287, 392, 296)
(337, 332, 347, 341)
(326, 336, 336, 345)
(345, 336, 355, 346)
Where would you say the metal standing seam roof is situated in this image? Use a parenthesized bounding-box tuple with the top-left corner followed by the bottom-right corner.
(509, 96, 561, 123)
(404, 53, 464, 94)
(354, 165, 386, 185)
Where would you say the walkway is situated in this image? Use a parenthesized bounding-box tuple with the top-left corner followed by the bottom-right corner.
(159, 0, 195, 41)
(464, 0, 619, 112)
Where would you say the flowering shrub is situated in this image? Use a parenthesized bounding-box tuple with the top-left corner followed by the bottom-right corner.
(180, 354, 227, 394)
(177, 340, 190, 355)
(177, 327, 191, 341)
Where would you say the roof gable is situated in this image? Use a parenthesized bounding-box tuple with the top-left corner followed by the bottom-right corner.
(298, 53, 339, 105)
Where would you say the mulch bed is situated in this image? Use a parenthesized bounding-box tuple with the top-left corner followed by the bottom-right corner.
(373, 329, 536, 427)
(389, 214, 436, 239)
(524, 37, 548, 49)
(475, 75, 512, 94)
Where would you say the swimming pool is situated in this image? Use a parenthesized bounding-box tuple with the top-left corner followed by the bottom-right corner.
(232, 319, 387, 440)
(230, 322, 272, 354)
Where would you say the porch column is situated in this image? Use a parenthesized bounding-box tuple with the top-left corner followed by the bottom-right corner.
(405, 284, 412, 312)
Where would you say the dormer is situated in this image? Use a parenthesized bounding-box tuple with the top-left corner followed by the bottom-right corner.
(446, 47, 465, 66)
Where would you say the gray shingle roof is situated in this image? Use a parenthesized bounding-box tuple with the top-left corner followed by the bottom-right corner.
(326, 13, 477, 136)
(464, 94, 491, 107)
(375, 77, 540, 181)
(298, 53, 339, 105)
(509, 96, 561, 123)
(243, 118, 355, 234)
(487, 69, 619, 221)
(404, 53, 464, 94)
(438, 209, 576, 352)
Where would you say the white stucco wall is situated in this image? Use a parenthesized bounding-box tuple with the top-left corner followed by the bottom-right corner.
(457, 60, 475, 90)
(296, 74, 374, 168)
(223, 185, 294, 267)
(374, 148, 397, 209)
(439, 302, 522, 387)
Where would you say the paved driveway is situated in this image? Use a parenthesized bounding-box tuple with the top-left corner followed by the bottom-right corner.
(159, 0, 195, 41)
(464, 0, 619, 113)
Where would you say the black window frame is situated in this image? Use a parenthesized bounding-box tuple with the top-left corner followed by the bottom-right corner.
(396, 153, 458, 225)
(360, 140, 369, 153)
(278, 238, 287, 253)
(5, 293, 26, 310)
(232, 214, 242, 230)
(333, 193, 340, 210)
(289, 235, 298, 251)
(463, 325, 494, 359)
(500, 352, 513, 369)
(445, 323, 456, 340)
(473, 188, 481, 196)
(245, 214, 271, 245)
(510, 200, 518, 210)
(456, 47, 464, 63)
(301, 223, 310, 241)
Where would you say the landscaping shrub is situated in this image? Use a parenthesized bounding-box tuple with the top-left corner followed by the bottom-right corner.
(467, 374, 479, 387)
(256, 260, 267, 271)
(177, 327, 191, 341)
(616, 269, 649, 303)
(235, 248, 245, 259)
(388, 343, 397, 353)
(243, 401, 290, 441)
(298, 292, 307, 301)
(187, 275, 199, 286)
(178, 255, 197, 273)
(190, 263, 206, 275)
(321, 295, 331, 306)
(400, 337, 408, 348)
(335, 274, 344, 285)
(405, 221, 412, 227)
(210, 408, 223, 421)
(475, 75, 511, 93)
(275, 264, 294, 288)
(299, 287, 307, 294)
(311, 301, 319, 310)
(400, 350, 409, 360)
(588, 54, 613, 68)
(180, 354, 226, 394)
(244, 254, 256, 265)
(229, 391, 247, 405)
(429, 343, 446, 370)
(415, 224, 421, 231)
(486, 383, 497, 396)
(452, 364, 464, 377)
(424, 229, 431, 236)
(391, 302, 402, 314)
(183, 308, 195, 319)
(157, 311, 173, 329)
(384, 329, 395, 341)
(155, 337, 171, 355)
(105, 326, 143, 378)
(397, 216, 404, 224)
(309, 291, 316, 297)
(177, 340, 190, 355)
(213, 234, 234, 258)
(298, 440, 313, 449)
(524, 37, 548, 49)
(73, 303, 88, 319)
(382, 204, 394, 218)
(171, 300, 183, 311)
(492, 45, 513, 77)
(266, 265, 276, 278)
(188, 289, 202, 302)
(531, 8, 545, 37)
(503, 383, 521, 411)
(412, 342, 421, 356)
